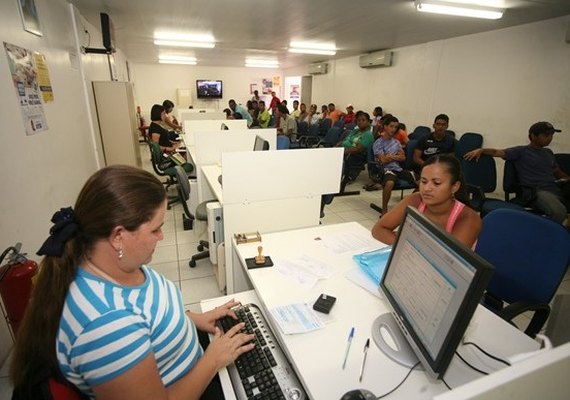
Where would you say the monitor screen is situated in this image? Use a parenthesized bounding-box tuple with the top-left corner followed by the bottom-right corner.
(196, 80, 223, 99)
(253, 135, 270, 151)
(374, 206, 493, 379)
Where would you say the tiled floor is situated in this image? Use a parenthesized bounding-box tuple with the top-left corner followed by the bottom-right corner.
(1, 146, 569, 396)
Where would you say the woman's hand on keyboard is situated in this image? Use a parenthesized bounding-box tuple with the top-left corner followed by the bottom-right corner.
(187, 299, 240, 334)
(206, 323, 256, 369)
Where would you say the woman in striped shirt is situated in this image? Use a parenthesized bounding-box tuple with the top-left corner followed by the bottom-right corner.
(11, 165, 254, 400)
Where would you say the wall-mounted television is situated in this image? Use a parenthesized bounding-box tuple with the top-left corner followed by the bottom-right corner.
(196, 80, 223, 100)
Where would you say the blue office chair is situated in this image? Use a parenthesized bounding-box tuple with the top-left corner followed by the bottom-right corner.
(333, 119, 344, 129)
(297, 120, 309, 136)
(276, 135, 291, 150)
(297, 123, 321, 148)
(319, 118, 332, 136)
(503, 160, 541, 213)
(462, 155, 524, 216)
(317, 127, 342, 148)
(408, 125, 430, 141)
(343, 122, 356, 132)
(455, 132, 483, 159)
(475, 208, 570, 338)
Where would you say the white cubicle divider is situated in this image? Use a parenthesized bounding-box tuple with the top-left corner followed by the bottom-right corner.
(182, 120, 255, 147)
(220, 119, 248, 130)
(194, 130, 277, 203)
(178, 109, 225, 122)
(222, 148, 344, 293)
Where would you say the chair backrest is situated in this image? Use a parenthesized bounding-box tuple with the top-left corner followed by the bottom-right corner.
(148, 141, 167, 176)
(455, 132, 483, 159)
(555, 153, 570, 175)
(297, 120, 309, 135)
(409, 125, 430, 141)
(321, 127, 342, 147)
(307, 123, 320, 137)
(404, 139, 418, 171)
(319, 118, 332, 136)
(462, 154, 497, 193)
(503, 159, 519, 201)
(344, 122, 356, 132)
(174, 165, 193, 219)
(367, 144, 381, 182)
(333, 119, 344, 129)
(475, 208, 570, 305)
(276, 135, 291, 150)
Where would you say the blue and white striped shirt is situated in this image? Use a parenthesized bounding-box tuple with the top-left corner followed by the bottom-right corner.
(56, 266, 202, 398)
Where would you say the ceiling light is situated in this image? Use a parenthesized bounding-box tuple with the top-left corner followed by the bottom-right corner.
(245, 58, 279, 68)
(154, 32, 215, 48)
(288, 41, 337, 56)
(159, 60, 197, 65)
(414, 0, 504, 20)
(159, 55, 197, 62)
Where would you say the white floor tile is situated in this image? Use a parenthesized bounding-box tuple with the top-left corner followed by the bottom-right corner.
(180, 276, 223, 304)
(179, 259, 215, 281)
(335, 209, 370, 222)
(152, 261, 180, 283)
(151, 244, 179, 264)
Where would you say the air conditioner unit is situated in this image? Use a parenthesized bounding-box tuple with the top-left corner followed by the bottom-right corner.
(308, 63, 328, 75)
(359, 51, 393, 68)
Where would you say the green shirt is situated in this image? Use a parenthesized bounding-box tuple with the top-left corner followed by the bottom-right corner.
(258, 109, 271, 128)
(341, 127, 374, 150)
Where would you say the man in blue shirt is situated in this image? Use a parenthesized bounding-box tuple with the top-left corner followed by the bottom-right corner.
(413, 114, 455, 172)
(228, 99, 253, 127)
(465, 121, 570, 224)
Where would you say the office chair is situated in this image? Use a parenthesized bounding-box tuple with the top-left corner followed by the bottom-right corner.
(317, 126, 342, 148)
(454, 132, 483, 159)
(189, 199, 211, 268)
(461, 155, 524, 217)
(297, 120, 309, 136)
(296, 123, 320, 148)
(554, 153, 570, 174)
(333, 119, 344, 129)
(276, 135, 291, 150)
(367, 145, 416, 214)
(408, 125, 430, 141)
(475, 208, 570, 338)
(503, 160, 541, 213)
(319, 118, 332, 136)
(343, 122, 356, 132)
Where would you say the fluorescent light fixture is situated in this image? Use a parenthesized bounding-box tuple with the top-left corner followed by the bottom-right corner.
(159, 60, 197, 65)
(414, 0, 504, 19)
(154, 32, 215, 48)
(245, 58, 279, 68)
(159, 55, 197, 62)
(288, 40, 337, 56)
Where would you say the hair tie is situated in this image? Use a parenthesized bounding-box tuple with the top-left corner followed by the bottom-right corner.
(37, 207, 79, 256)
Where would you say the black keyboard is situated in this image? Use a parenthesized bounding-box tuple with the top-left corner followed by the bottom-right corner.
(217, 303, 307, 400)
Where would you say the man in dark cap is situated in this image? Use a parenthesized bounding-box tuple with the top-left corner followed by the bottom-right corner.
(465, 121, 570, 224)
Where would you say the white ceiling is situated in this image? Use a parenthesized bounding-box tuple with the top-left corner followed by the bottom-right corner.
(71, 0, 570, 69)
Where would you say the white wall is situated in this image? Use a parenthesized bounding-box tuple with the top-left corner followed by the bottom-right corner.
(0, 0, 123, 363)
(301, 16, 570, 154)
(130, 63, 283, 119)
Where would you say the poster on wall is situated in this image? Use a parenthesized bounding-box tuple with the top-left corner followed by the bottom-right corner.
(262, 78, 273, 94)
(18, 0, 42, 36)
(4, 42, 48, 135)
(289, 84, 300, 99)
(33, 52, 54, 102)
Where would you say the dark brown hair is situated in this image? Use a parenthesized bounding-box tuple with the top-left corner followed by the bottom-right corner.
(10, 165, 166, 395)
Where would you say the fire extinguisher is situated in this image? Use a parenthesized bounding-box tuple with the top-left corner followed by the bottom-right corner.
(0, 243, 38, 339)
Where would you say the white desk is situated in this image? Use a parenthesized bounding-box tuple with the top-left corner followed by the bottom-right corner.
(202, 164, 223, 203)
(201, 222, 539, 400)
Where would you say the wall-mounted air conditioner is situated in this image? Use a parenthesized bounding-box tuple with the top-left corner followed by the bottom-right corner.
(308, 63, 328, 75)
(359, 51, 393, 68)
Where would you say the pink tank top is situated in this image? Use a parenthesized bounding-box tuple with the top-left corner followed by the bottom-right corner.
(417, 200, 465, 233)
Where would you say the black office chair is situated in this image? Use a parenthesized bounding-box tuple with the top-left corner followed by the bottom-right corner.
(503, 160, 541, 212)
(455, 132, 483, 159)
(189, 201, 211, 268)
(554, 153, 570, 174)
(319, 118, 332, 136)
(317, 126, 342, 148)
(475, 208, 570, 338)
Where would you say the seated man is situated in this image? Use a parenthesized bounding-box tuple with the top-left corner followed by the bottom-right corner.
(465, 121, 570, 224)
(373, 115, 416, 215)
(338, 111, 374, 184)
(276, 104, 297, 140)
(327, 103, 345, 125)
(343, 104, 356, 125)
(413, 113, 455, 172)
(257, 100, 271, 128)
(228, 99, 253, 126)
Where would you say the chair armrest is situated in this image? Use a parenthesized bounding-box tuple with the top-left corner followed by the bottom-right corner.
(497, 301, 550, 338)
(465, 183, 485, 212)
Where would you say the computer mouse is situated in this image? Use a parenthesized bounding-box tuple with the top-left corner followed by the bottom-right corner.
(340, 388, 377, 400)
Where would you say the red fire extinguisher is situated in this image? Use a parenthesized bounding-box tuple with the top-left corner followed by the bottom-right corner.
(0, 243, 38, 339)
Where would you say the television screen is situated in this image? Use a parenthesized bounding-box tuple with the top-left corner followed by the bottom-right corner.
(196, 80, 223, 99)
(373, 206, 493, 379)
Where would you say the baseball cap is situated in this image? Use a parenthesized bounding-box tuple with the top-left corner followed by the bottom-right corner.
(529, 121, 561, 136)
(347, 104, 353, 109)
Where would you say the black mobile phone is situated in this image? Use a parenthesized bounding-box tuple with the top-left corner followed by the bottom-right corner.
(313, 293, 336, 314)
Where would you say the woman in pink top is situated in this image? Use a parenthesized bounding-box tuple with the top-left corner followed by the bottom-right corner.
(372, 154, 481, 248)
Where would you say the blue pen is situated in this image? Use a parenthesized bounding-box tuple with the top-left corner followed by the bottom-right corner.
(342, 327, 355, 369)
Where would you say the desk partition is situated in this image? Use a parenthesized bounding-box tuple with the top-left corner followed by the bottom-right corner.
(221, 148, 343, 293)
(178, 109, 225, 123)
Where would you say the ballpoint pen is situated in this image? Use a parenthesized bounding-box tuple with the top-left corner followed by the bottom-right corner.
(342, 327, 355, 369)
(359, 338, 370, 382)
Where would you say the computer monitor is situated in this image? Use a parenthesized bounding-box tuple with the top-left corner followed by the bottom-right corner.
(253, 135, 270, 151)
(373, 206, 494, 379)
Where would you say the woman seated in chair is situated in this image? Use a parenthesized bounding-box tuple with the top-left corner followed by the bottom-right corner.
(372, 154, 481, 248)
(149, 104, 179, 153)
(338, 111, 374, 183)
(10, 166, 254, 400)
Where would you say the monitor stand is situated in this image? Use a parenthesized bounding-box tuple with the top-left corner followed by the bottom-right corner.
(371, 313, 421, 369)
